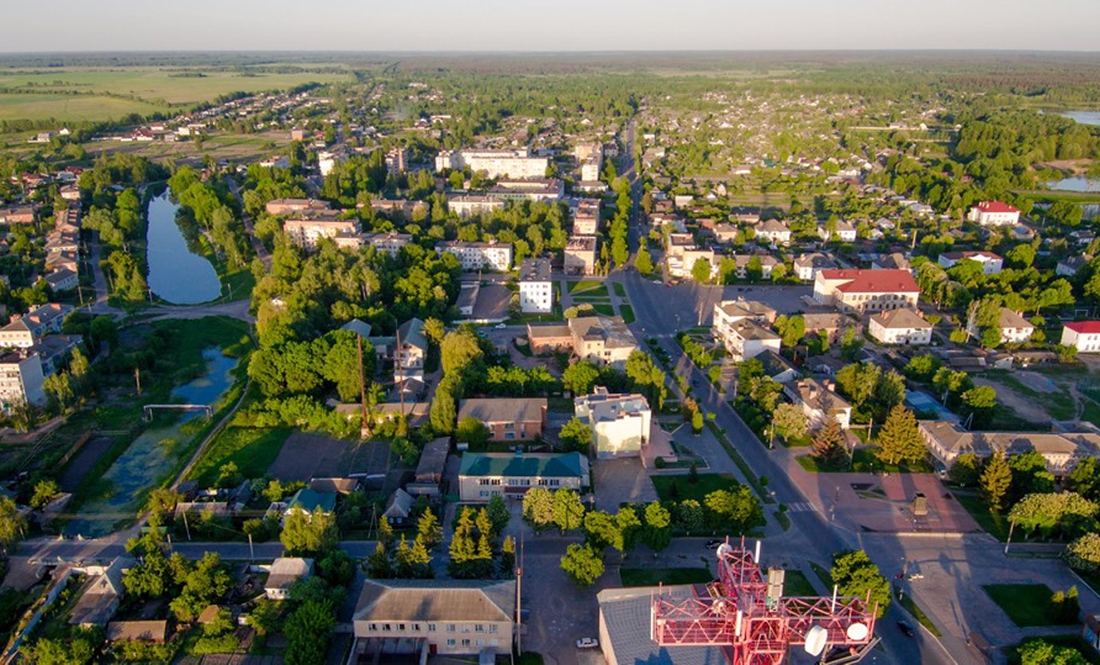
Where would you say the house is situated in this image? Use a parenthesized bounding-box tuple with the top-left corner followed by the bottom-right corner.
(712, 299, 777, 326)
(818, 219, 857, 242)
(712, 223, 739, 244)
(0, 350, 46, 410)
(352, 579, 515, 656)
(393, 318, 427, 382)
(70, 558, 131, 627)
(918, 420, 1100, 475)
(106, 620, 168, 644)
(938, 251, 1003, 275)
(283, 488, 337, 522)
(1057, 255, 1090, 278)
(567, 316, 638, 367)
(0, 303, 73, 348)
(265, 558, 314, 600)
(968, 201, 1020, 227)
(437, 241, 513, 272)
(757, 349, 800, 384)
(969, 308, 1035, 345)
(1062, 321, 1100, 353)
(794, 253, 838, 281)
(575, 387, 651, 458)
(813, 269, 920, 314)
(408, 438, 450, 496)
(872, 252, 911, 271)
(668, 248, 717, 280)
(802, 312, 854, 344)
(458, 451, 587, 502)
(868, 308, 933, 346)
(715, 320, 781, 361)
(383, 488, 416, 526)
(784, 379, 852, 430)
(729, 254, 779, 280)
(518, 258, 553, 313)
(756, 219, 791, 246)
(340, 318, 373, 339)
(564, 235, 598, 276)
(44, 268, 79, 293)
(525, 323, 574, 354)
(457, 398, 547, 442)
(0, 205, 37, 225)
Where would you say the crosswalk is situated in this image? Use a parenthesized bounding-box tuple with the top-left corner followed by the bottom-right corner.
(786, 502, 820, 513)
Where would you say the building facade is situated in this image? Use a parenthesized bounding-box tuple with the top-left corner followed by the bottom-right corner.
(1062, 321, 1100, 353)
(967, 201, 1021, 227)
(564, 235, 598, 276)
(458, 452, 586, 502)
(0, 350, 46, 410)
(437, 241, 512, 272)
(518, 259, 553, 313)
(457, 398, 547, 442)
(868, 308, 933, 346)
(575, 387, 651, 458)
(813, 269, 920, 314)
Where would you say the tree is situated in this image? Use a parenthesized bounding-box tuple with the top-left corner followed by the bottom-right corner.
(367, 541, 393, 578)
(705, 486, 763, 532)
(280, 507, 339, 556)
(1065, 532, 1100, 573)
(284, 599, 336, 665)
(635, 244, 654, 275)
(836, 362, 880, 411)
(948, 452, 981, 487)
(44, 372, 74, 410)
(772, 403, 808, 442)
(560, 544, 605, 586)
(691, 258, 712, 284)
(560, 417, 593, 453)
(441, 329, 483, 376)
(562, 361, 600, 396)
(1068, 457, 1100, 501)
(616, 505, 642, 550)
(0, 496, 26, 552)
(961, 386, 997, 427)
(522, 487, 555, 530)
(642, 501, 672, 552)
(417, 507, 442, 548)
(1017, 637, 1089, 665)
(1009, 492, 1098, 538)
(552, 488, 585, 534)
(811, 418, 848, 468)
(831, 550, 890, 617)
(775, 314, 806, 349)
(30, 479, 61, 509)
(429, 376, 457, 434)
(745, 255, 763, 282)
(455, 417, 489, 448)
(876, 405, 925, 465)
(583, 510, 624, 552)
(691, 409, 704, 434)
(246, 598, 281, 637)
(27, 629, 100, 665)
(486, 494, 510, 537)
(980, 450, 1013, 512)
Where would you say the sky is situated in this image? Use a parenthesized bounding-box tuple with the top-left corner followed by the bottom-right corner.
(4, 0, 1100, 52)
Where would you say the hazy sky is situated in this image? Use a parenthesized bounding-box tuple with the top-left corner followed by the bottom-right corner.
(5, 0, 1100, 52)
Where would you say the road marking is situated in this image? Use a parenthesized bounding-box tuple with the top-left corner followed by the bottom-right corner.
(786, 502, 819, 513)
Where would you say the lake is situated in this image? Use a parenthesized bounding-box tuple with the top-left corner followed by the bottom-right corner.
(1061, 111, 1100, 127)
(65, 349, 238, 537)
(146, 191, 221, 304)
(1047, 176, 1100, 193)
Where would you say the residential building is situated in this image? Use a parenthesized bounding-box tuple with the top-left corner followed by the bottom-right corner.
(317, 151, 345, 177)
(794, 253, 838, 281)
(712, 299, 777, 327)
(393, 318, 427, 381)
(352, 579, 515, 656)
(668, 248, 717, 280)
(408, 438, 450, 496)
(784, 379, 852, 430)
(968, 201, 1021, 227)
(758, 349, 800, 384)
(265, 558, 314, 600)
(918, 420, 1100, 475)
(369, 198, 427, 220)
(0, 350, 45, 410)
(518, 258, 553, 313)
(363, 232, 412, 258)
(0, 205, 37, 225)
(567, 316, 638, 367)
(435, 148, 548, 179)
(265, 198, 331, 216)
(456, 398, 547, 442)
(938, 251, 1003, 275)
(813, 269, 920, 314)
(385, 147, 407, 175)
(564, 235, 598, 276)
(575, 387, 651, 458)
(44, 268, 79, 293)
(729, 254, 779, 280)
(818, 219, 857, 242)
(572, 199, 602, 235)
(712, 223, 738, 244)
(1062, 321, 1100, 353)
(284, 216, 360, 249)
(0, 303, 72, 348)
(447, 195, 505, 218)
(106, 621, 167, 644)
(489, 178, 564, 203)
(70, 558, 131, 628)
(437, 241, 512, 272)
(756, 219, 791, 246)
(803, 312, 853, 343)
(458, 451, 586, 501)
(969, 307, 1035, 345)
(868, 308, 933, 345)
(872, 252, 911, 271)
(383, 488, 415, 526)
(714, 320, 781, 361)
(525, 323, 573, 354)
(1057, 255, 1090, 278)
(283, 488, 337, 522)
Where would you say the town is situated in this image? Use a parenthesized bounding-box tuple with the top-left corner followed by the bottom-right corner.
(0, 47, 1098, 665)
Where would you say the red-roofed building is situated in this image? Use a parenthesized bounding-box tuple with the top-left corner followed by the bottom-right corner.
(967, 201, 1020, 227)
(813, 269, 919, 314)
(1062, 321, 1100, 353)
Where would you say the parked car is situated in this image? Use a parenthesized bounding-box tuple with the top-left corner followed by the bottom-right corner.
(896, 620, 916, 637)
(705, 539, 724, 550)
(495, 323, 507, 329)
(576, 637, 599, 649)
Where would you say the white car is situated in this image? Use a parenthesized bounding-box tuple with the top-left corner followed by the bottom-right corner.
(576, 637, 599, 649)
(495, 323, 507, 329)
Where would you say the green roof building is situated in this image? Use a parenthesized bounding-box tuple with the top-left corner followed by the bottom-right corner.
(458, 451, 588, 502)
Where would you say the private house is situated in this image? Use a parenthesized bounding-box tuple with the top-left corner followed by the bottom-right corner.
(802, 312, 852, 343)
(383, 488, 415, 526)
(437, 240, 513, 272)
(567, 316, 638, 367)
(1062, 321, 1100, 353)
(784, 379, 852, 430)
(408, 438, 450, 496)
(283, 488, 337, 522)
(813, 269, 920, 314)
(574, 387, 652, 458)
(872, 252, 910, 272)
(456, 398, 547, 442)
(457, 451, 587, 502)
(712, 299, 778, 326)
(967, 201, 1020, 227)
(0, 303, 73, 348)
(518, 258, 553, 313)
(394, 318, 427, 382)
(70, 558, 131, 628)
(664, 233, 696, 260)
(728, 254, 779, 280)
(712, 223, 739, 244)
(918, 420, 1100, 475)
(969, 307, 1035, 345)
(715, 320, 781, 361)
(265, 558, 314, 600)
(794, 253, 838, 281)
(868, 308, 933, 346)
(0, 350, 45, 410)
(352, 579, 516, 657)
(1057, 256, 1090, 278)
(938, 251, 1003, 275)
(818, 219, 857, 243)
(758, 349, 800, 384)
(668, 248, 717, 280)
(564, 235, 599, 276)
(106, 621, 168, 644)
(756, 219, 791, 246)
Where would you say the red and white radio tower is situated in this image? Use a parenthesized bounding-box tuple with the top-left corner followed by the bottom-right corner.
(652, 539, 878, 664)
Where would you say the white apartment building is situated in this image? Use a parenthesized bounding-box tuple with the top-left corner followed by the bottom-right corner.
(967, 201, 1021, 227)
(518, 258, 553, 313)
(435, 148, 548, 179)
(813, 269, 920, 314)
(437, 241, 513, 272)
(1062, 321, 1100, 353)
(868, 308, 933, 346)
(938, 251, 1003, 275)
(447, 195, 505, 218)
(0, 303, 73, 348)
(0, 351, 46, 410)
(575, 387, 651, 459)
(283, 217, 360, 249)
(713, 319, 781, 361)
(363, 232, 412, 258)
(580, 157, 601, 183)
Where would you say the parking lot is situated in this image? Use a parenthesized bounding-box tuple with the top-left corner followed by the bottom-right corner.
(592, 458, 657, 511)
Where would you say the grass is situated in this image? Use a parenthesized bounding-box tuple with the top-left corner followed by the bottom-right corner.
(704, 421, 774, 503)
(613, 282, 627, 298)
(620, 567, 714, 587)
(620, 304, 636, 324)
(593, 303, 615, 316)
(809, 562, 834, 590)
(897, 592, 942, 636)
(568, 280, 609, 297)
(983, 584, 1068, 627)
(981, 370, 1076, 420)
(651, 473, 740, 503)
(782, 569, 817, 596)
(955, 492, 1011, 540)
(795, 448, 933, 474)
(1010, 636, 1100, 665)
(186, 426, 291, 487)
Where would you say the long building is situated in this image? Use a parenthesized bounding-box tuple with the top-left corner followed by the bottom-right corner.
(437, 241, 512, 272)
(813, 269, 920, 314)
(919, 420, 1100, 475)
(458, 451, 587, 502)
(435, 148, 548, 180)
(0, 303, 72, 348)
(283, 215, 359, 249)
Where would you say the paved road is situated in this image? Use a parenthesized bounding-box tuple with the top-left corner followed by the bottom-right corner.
(19, 537, 379, 567)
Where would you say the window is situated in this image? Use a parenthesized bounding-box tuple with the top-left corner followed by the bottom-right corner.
(462, 639, 471, 647)
(383, 623, 391, 631)
(505, 432, 515, 440)
(428, 623, 436, 632)
(447, 624, 456, 632)
(504, 422, 514, 429)
(475, 624, 485, 632)
(370, 623, 378, 632)
(489, 625, 499, 634)
(398, 623, 406, 632)
(480, 490, 489, 497)
(413, 623, 420, 631)
(447, 638, 456, 647)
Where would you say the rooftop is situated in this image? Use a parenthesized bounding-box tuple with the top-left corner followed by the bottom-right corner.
(355, 579, 516, 624)
(920, 420, 1100, 459)
(976, 201, 1019, 214)
(568, 316, 636, 349)
(458, 451, 585, 479)
(820, 269, 919, 294)
(458, 397, 547, 424)
(519, 258, 552, 282)
(1066, 321, 1100, 335)
(597, 585, 723, 665)
(870, 308, 932, 330)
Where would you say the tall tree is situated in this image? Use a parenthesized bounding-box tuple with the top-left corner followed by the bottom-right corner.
(877, 405, 925, 465)
(981, 450, 1013, 513)
(811, 418, 848, 468)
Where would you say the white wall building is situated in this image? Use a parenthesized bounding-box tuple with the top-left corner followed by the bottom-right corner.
(0, 351, 46, 410)
(868, 308, 933, 346)
(813, 269, 920, 314)
(1062, 321, 1100, 353)
(938, 251, 1003, 275)
(437, 241, 513, 272)
(435, 148, 548, 179)
(518, 258, 553, 313)
(967, 201, 1021, 227)
(575, 387, 651, 459)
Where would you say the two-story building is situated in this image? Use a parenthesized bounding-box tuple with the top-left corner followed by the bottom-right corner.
(793, 253, 839, 282)
(868, 308, 933, 346)
(714, 319, 781, 362)
(458, 451, 587, 502)
(967, 201, 1020, 227)
(784, 379, 852, 430)
(756, 219, 791, 246)
(813, 269, 920, 314)
(574, 387, 651, 458)
(1062, 321, 1100, 353)
(567, 316, 637, 367)
(564, 235, 599, 276)
(918, 420, 1100, 476)
(457, 398, 547, 442)
(938, 251, 1003, 275)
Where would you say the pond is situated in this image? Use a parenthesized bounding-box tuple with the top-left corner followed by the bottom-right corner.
(146, 191, 221, 304)
(1047, 176, 1100, 192)
(65, 348, 238, 537)
(1060, 111, 1100, 127)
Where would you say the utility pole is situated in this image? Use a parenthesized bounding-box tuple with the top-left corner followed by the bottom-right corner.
(134, 368, 142, 395)
(248, 533, 255, 561)
(358, 336, 370, 440)
(516, 534, 524, 657)
(182, 509, 191, 541)
(1004, 519, 1016, 555)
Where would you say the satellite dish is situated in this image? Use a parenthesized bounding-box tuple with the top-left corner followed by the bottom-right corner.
(716, 543, 733, 558)
(846, 622, 869, 641)
(804, 625, 828, 656)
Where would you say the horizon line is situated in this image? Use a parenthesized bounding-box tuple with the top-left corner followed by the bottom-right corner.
(2, 48, 1100, 56)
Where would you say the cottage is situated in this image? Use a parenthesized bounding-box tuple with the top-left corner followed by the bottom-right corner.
(265, 558, 314, 600)
(784, 379, 852, 430)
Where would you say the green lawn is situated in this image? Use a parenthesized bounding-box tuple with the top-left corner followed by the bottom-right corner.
(620, 567, 714, 587)
(782, 569, 817, 597)
(897, 592, 942, 636)
(613, 282, 627, 298)
(593, 303, 615, 316)
(568, 281, 609, 297)
(983, 584, 1070, 627)
(619, 304, 636, 324)
(651, 473, 740, 503)
(809, 562, 834, 590)
(795, 449, 933, 474)
(187, 426, 291, 486)
(955, 492, 1011, 540)
(1010, 636, 1100, 665)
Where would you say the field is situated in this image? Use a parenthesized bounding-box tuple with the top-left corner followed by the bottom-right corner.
(0, 67, 353, 122)
(982, 583, 1070, 628)
(186, 426, 291, 487)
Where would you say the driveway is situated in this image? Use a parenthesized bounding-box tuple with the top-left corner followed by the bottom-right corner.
(593, 458, 657, 511)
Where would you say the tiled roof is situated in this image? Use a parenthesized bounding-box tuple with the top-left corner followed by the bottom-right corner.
(977, 201, 1019, 213)
(458, 451, 584, 478)
(821, 269, 919, 294)
(1065, 321, 1100, 335)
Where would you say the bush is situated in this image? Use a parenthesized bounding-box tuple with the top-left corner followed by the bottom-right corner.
(192, 634, 239, 655)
